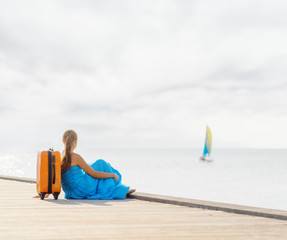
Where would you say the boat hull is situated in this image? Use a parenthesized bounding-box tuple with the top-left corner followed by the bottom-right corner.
(199, 156, 213, 162)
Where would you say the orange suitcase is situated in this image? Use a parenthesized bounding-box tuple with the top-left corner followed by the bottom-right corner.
(36, 149, 61, 200)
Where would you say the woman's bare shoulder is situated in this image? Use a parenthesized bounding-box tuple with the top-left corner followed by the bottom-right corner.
(71, 153, 85, 165)
(71, 153, 82, 158)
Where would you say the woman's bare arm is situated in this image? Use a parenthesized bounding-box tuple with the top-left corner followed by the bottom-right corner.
(74, 154, 119, 181)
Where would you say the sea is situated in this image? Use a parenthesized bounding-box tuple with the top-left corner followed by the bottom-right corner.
(0, 148, 286, 211)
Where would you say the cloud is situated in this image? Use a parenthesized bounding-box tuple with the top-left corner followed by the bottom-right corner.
(0, 0, 287, 149)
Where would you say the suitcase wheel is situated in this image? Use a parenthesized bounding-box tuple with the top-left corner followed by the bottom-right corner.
(40, 193, 46, 200)
(53, 192, 60, 200)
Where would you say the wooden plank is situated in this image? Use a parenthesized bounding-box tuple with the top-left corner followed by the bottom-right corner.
(1, 175, 286, 221)
(129, 192, 287, 221)
(0, 179, 286, 239)
(0, 174, 36, 184)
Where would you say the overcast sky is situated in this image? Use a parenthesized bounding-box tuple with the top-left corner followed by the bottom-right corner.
(1, 0, 287, 150)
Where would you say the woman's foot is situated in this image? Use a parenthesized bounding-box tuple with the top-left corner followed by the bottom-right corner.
(126, 188, 136, 197)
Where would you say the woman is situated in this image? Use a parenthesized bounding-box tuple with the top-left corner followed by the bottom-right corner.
(36, 130, 135, 199)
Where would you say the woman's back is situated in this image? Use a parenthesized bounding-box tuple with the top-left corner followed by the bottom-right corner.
(61, 165, 84, 198)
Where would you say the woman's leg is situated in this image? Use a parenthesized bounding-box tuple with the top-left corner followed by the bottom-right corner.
(90, 159, 122, 182)
(89, 159, 130, 199)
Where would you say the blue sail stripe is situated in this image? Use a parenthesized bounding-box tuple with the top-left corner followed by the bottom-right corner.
(203, 144, 209, 156)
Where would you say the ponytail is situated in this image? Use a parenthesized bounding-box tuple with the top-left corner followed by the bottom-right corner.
(61, 130, 77, 172)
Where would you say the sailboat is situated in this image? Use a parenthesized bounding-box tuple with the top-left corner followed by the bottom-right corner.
(199, 126, 213, 162)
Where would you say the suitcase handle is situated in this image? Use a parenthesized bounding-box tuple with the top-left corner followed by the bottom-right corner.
(52, 156, 56, 184)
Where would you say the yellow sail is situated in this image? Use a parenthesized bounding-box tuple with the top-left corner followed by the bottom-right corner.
(203, 126, 212, 156)
(206, 126, 212, 151)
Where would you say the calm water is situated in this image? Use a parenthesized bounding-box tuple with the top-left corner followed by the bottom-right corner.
(0, 148, 286, 211)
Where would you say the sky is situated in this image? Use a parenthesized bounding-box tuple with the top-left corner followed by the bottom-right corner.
(1, 0, 287, 150)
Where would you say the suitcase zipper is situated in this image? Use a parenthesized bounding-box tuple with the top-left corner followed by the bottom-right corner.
(52, 155, 56, 184)
(47, 151, 52, 194)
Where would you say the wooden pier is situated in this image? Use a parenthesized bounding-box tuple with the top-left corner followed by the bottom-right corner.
(0, 177, 286, 239)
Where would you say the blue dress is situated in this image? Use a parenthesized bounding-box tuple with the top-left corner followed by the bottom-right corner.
(61, 159, 130, 199)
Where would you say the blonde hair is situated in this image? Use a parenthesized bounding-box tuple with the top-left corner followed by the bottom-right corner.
(61, 130, 77, 172)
